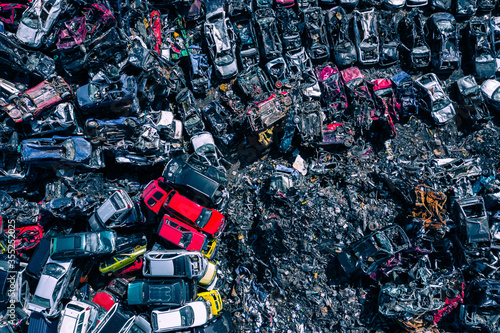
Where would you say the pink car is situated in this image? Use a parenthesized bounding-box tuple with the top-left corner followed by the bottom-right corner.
(2, 76, 72, 123)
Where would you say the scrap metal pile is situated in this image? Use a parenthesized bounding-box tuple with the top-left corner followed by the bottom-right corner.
(2, 0, 500, 332)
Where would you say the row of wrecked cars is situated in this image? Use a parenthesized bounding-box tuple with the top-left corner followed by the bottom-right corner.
(0, 0, 500, 332)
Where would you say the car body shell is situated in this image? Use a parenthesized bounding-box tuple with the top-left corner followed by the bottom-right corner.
(16, 0, 65, 48)
(162, 158, 228, 209)
(196, 290, 223, 317)
(0, 33, 55, 78)
(57, 300, 99, 333)
(467, 17, 496, 79)
(2, 76, 72, 123)
(88, 190, 142, 231)
(76, 74, 138, 116)
(338, 225, 411, 277)
(50, 230, 117, 260)
(151, 301, 210, 332)
(99, 244, 146, 274)
(254, 8, 282, 62)
(353, 8, 379, 65)
(142, 250, 218, 289)
(204, 8, 238, 79)
(302, 7, 330, 63)
(233, 18, 260, 68)
(326, 7, 356, 67)
(127, 279, 194, 307)
(20, 136, 92, 166)
(426, 12, 461, 71)
(163, 187, 226, 237)
(91, 303, 136, 333)
(481, 78, 500, 111)
(26, 258, 73, 318)
(415, 73, 456, 124)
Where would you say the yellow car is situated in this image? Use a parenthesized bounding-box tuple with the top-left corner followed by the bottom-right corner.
(99, 244, 146, 274)
(202, 239, 218, 260)
(197, 290, 223, 316)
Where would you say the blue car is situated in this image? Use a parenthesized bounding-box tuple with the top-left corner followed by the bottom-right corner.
(76, 74, 139, 116)
(20, 136, 92, 166)
(84, 117, 140, 144)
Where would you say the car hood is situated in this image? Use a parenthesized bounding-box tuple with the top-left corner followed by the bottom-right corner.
(481, 79, 500, 98)
(36, 275, 58, 298)
(191, 301, 209, 326)
(432, 103, 456, 124)
(76, 84, 92, 109)
(16, 23, 41, 47)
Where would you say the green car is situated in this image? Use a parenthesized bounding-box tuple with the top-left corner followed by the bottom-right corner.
(127, 279, 195, 307)
(99, 244, 147, 274)
(50, 231, 117, 260)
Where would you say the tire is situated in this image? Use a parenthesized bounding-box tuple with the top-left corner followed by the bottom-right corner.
(344, 136, 354, 148)
(124, 118, 138, 129)
(86, 120, 99, 130)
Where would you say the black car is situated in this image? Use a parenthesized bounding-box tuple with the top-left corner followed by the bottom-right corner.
(0, 33, 55, 79)
(76, 74, 139, 116)
(254, 8, 282, 62)
(337, 225, 411, 277)
(325, 6, 356, 67)
(202, 102, 240, 151)
(127, 279, 196, 307)
(398, 9, 431, 69)
(275, 7, 302, 53)
(426, 12, 461, 71)
(162, 158, 228, 209)
(466, 17, 495, 79)
(175, 88, 205, 137)
(233, 17, 260, 68)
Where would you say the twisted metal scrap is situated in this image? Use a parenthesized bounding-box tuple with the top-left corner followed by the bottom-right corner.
(411, 185, 448, 230)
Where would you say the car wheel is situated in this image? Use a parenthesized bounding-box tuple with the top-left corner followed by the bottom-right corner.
(60, 91, 72, 100)
(124, 118, 138, 129)
(344, 136, 354, 148)
(86, 120, 99, 130)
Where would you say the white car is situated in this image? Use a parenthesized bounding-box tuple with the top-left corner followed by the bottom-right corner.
(415, 73, 456, 124)
(58, 300, 99, 333)
(481, 79, 500, 111)
(151, 301, 211, 332)
(26, 258, 74, 318)
(16, 0, 66, 48)
(143, 250, 218, 290)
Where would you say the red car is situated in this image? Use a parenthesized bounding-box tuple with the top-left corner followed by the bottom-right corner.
(142, 179, 226, 237)
(158, 215, 207, 251)
(92, 291, 117, 311)
(2, 76, 72, 122)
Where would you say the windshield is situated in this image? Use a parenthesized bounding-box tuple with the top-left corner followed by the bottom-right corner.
(22, 11, 40, 29)
(195, 209, 212, 229)
(44, 263, 66, 278)
(215, 50, 234, 66)
(88, 84, 102, 103)
(32, 295, 50, 308)
(436, 20, 454, 33)
(433, 97, 450, 111)
(179, 306, 195, 326)
(62, 139, 75, 160)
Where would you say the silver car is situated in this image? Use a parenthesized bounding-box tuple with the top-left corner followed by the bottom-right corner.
(204, 8, 238, 79)
(16, 0, 66, 48)
(415, 73, 456, 124)
(143, 250, 218, 290)
(26, 258, 74, 318)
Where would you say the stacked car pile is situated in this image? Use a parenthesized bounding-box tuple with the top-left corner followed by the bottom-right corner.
(2, 0, 500, 332)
